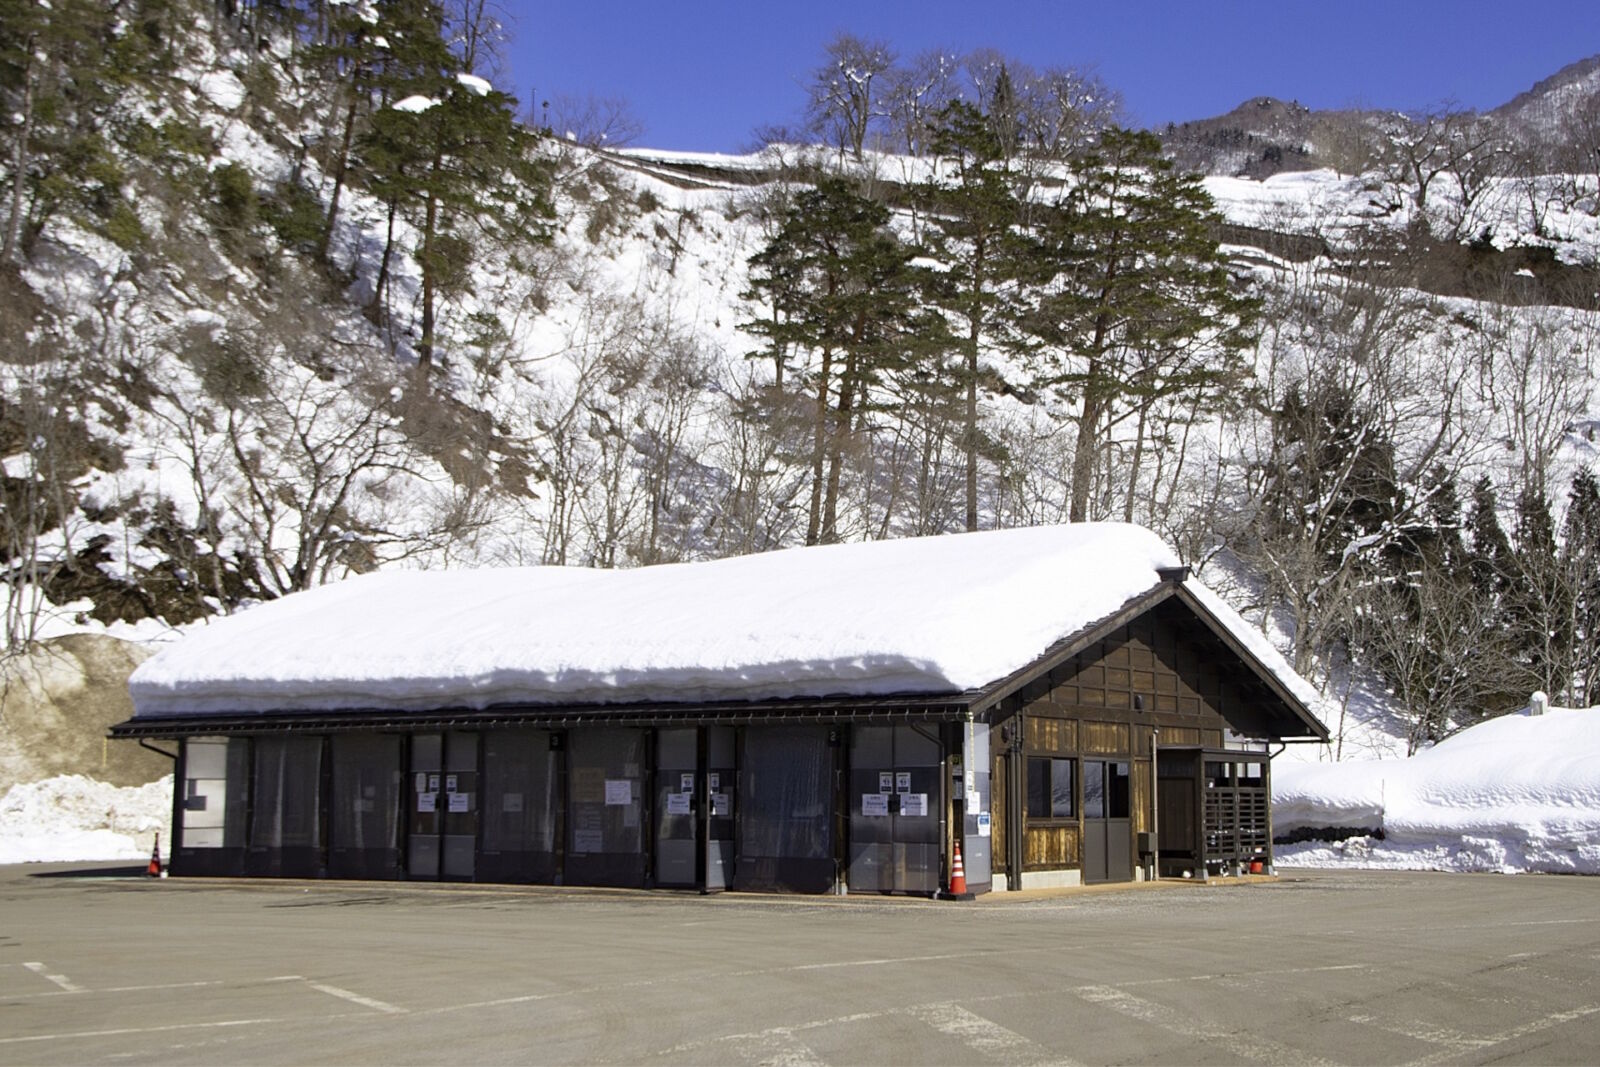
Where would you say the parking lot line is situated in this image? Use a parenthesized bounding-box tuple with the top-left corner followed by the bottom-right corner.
(304, 980, 407, 1015)
(22, 961, 82, 993)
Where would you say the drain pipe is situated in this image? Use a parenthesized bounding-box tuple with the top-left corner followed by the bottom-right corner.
(138, 739, 179, 761)
(1150, 724, 1160, 882)
(1266, 741, 1286, 875)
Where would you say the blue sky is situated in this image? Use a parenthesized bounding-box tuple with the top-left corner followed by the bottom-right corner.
(500, 1, 1600, 152)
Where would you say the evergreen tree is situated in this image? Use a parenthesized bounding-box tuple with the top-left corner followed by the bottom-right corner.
(356, 0, 552, 389)
(1508, 485, 1573, 699)
(742, 177, 938, 543)
(1463, 478, 1531, 714)
(1025, 127, 1257, 522)
(0, 0, 120, 261)
(1561, 468, 1600, 705)
(916, 101, 1031, 531)
(1467, 477, 1516, 602)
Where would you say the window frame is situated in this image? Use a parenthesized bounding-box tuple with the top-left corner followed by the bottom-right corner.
(1025, 756, 1076, 821)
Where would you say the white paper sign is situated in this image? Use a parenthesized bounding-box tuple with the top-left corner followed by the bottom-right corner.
(679, 773, 695, 794)
(878, 772, 894, 794)
(414, 772, 428, 793)
(708, 773, 720, 791)
(666, 793, 692, 815)
(447, 792, 470, 813)
(896, 772, 912, 794)
(417, 792, 437, 813)
(862, 793, 890, 817)
(977, 812, 992, 837)
(900, 793, 928, 817)
(604, 779, 633, 805)
(445, 774, 458, 793)
(711, 793, 730, 816)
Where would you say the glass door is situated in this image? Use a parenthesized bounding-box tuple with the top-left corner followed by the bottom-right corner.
(1083, 760, 1132, 883)
(408, 732, 479, 880)
(848, 725, 941, 893)
(654, 728, 698, 887)
(704, 727, 735, 891)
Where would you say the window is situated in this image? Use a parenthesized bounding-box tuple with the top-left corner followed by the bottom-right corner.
(1084, 760, 1130, 819)
(1026, 758, 1075, 819)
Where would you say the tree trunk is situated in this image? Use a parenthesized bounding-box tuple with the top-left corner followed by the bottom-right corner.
(1123, 403, 1148, 524)
(805, 346, 833, 545)
(2, 47, 36, 265)
(369, 197, 398, 317)
(822, 347, 857, 543)
(317, 96, 359, 264)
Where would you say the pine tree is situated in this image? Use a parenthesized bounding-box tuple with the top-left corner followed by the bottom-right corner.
(1024, 127, 1257, 522)
(0, 0, 120, 262)
(742, 177, 937, 543)
(1509, 485, 1573, 700)
(1562, 468, 1600, 705)
(916, 101, 1031, 531)
(356, 0, 552, 389)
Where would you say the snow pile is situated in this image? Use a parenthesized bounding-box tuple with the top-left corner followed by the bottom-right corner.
(131, 524, 1198, 714)
(1274, 707, 1600, 873)
(0, 775, 173, 864)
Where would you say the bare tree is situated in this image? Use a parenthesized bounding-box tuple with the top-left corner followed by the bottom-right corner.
(805, 33, 894, 161)
(547, 94, 644, 149)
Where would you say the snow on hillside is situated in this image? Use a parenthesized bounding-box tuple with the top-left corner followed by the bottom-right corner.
(1274, 705, 1600, 874)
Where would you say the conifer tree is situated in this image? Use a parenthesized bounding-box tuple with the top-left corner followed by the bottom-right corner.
(742, 177, 935, 543)
(1025, 127, 1257, 522)
(357, 0, 551, 389)
(1561, 468, 1600, 705)
(0, 0, 118, 262)
(916, 101, 1030, 531)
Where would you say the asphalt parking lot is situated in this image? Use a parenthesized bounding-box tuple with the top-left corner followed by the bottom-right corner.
(1, 865, 1597, 1065)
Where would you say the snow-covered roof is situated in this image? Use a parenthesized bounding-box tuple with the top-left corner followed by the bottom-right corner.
(128, 523, 1315, 720)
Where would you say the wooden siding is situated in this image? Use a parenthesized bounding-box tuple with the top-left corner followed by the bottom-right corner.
(992, 755, 1007, 870)
(1081, 721, 1128, 754)
(1026, 716, 1077, 753)
(1133, 760, 1152, 834)
(1002, 602, 1293, 879)
(1025, 825, 1079, 869)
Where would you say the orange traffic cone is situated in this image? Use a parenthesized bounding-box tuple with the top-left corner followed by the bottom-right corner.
(148, 832, 162, 878)
(950, 837, 967, 896)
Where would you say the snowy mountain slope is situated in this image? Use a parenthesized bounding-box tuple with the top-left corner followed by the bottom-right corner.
(4, 3, 1600, 770)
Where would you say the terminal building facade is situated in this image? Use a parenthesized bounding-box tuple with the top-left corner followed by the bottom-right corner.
(113, 525, 1326, 894)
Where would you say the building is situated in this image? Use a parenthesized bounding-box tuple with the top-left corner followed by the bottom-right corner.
(112, 524, 1327, 894)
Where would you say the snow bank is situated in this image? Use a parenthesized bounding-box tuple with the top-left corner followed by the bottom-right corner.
(1274, 707, 1600, 874)
(132, 524, 1196, 715)
(0, 775, 172, 864)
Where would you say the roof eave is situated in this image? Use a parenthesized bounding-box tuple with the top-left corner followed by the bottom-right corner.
(1168, 583, 1329, 742)
(969, 579, 1329, 743)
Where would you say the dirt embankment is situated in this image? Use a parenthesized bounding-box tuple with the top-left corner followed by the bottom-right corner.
(1, 634, 170, 790)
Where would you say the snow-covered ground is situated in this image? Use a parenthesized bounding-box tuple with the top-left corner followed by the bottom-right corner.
(0, 775, 172, 865)
(1274, 705, 1600, 874)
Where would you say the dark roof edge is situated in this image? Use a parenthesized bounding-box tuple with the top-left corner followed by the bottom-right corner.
(969, 582, 1181, 717)
(1168, 584, 1329, 741)
(108, 692, 975, 739)
(969, 579, 1329, 743)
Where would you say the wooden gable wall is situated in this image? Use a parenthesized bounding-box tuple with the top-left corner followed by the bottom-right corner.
(993, 598, 1278, 874)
